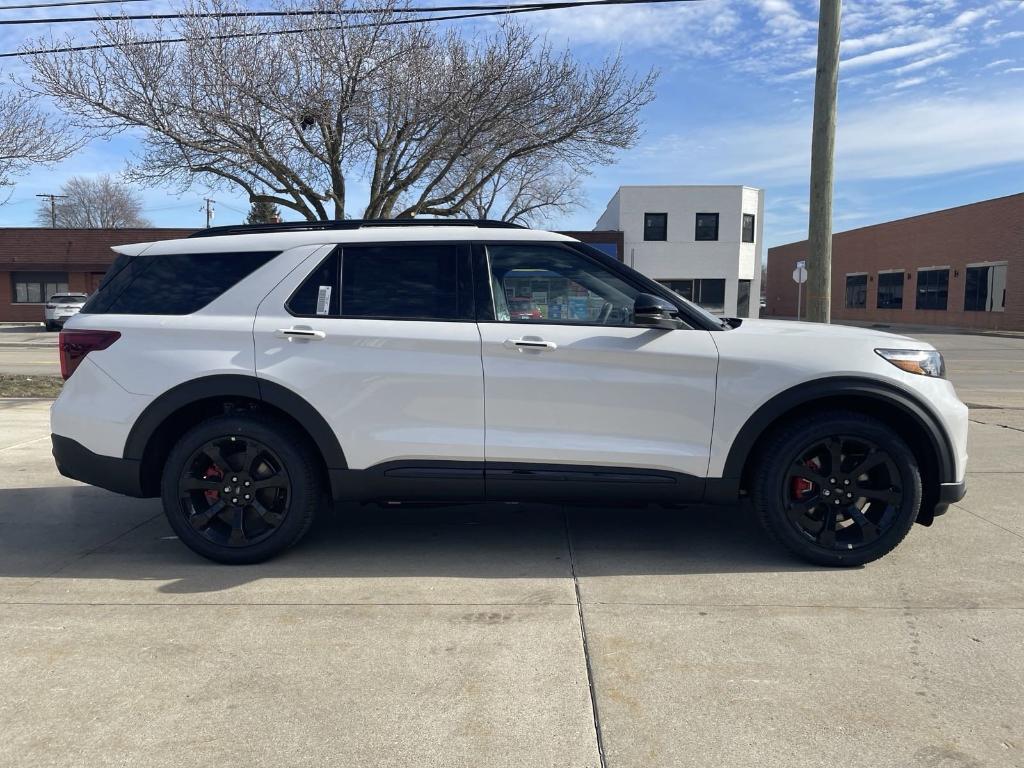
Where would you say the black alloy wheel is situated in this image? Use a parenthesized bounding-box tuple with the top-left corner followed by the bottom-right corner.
(161, 414, 321, 564)
(177, 435, 291, 548)
(782, 435, 902, 551)
(752, 410, 922, 567)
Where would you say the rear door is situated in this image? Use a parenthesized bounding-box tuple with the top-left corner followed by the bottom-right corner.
(253, 242, 485, 480)
(476, 242, 719, 498)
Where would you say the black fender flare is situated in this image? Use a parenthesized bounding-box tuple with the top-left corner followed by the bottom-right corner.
(122, 374, 347, 469)
(720, 376, 956, 483)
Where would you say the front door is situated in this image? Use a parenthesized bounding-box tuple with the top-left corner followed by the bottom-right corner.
(477, 243, 719, 497)
(253, 242, 485, 478)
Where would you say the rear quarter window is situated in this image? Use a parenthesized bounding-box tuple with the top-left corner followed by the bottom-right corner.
(82, 251, 278, 315)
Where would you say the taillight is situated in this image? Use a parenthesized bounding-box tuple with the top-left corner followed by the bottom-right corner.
(59, 329, 120, 380)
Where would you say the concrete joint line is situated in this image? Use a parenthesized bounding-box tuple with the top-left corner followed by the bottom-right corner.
(563, 510, 608, 768)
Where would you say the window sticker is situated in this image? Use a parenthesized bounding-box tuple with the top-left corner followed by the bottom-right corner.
(316, 285, 332, 316)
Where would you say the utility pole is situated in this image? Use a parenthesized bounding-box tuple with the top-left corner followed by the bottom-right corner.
(36, 193, 68, 228)
(806, 0, 842, 324)
(203, 198, 216, 228)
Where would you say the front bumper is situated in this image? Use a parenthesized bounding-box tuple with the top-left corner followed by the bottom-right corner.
(51, 434, 146, 497)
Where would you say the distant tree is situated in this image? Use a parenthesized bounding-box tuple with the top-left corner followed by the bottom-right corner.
(247, 199, 281, 224)
(461, 156, 585, 226)
(0, 87, 82, 194)
(34, 174, 151, 228)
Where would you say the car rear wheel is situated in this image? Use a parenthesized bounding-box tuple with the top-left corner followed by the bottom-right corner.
(752, 410, 922, 567)
(160, 413, 322, 564)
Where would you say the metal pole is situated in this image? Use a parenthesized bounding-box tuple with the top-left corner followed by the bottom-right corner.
(204, 198, 215, 228)
(36, 193, 68, 228)
(806, 0, 842, 323)
(797, 277, 802, 321)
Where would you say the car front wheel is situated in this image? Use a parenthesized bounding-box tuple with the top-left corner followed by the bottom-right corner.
(160, 413, 322, 564)
(752, 410, 922, 567)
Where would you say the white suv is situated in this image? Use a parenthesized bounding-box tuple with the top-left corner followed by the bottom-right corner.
(50, 220, 968, 566)
(44, 292, 88, 331)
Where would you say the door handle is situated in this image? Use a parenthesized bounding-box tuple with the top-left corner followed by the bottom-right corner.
(504, 338, 557, 351)
(276, 327, 326, 340)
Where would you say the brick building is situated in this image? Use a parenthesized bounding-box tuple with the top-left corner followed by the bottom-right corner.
(765, 193, 1023, 331)
(1, 228, 196, 323)
(1, 226, 623, 324)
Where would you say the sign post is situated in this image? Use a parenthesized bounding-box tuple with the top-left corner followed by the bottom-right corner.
(793, 260, 808, 321)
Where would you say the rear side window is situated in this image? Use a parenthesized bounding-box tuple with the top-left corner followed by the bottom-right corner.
(82, 251, 277, 315)
(289, 244, 473, 321)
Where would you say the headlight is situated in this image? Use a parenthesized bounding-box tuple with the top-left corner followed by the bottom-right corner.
(875, 348, 946, 378)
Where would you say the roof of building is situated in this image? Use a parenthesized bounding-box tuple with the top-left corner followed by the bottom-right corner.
(0, 227, 197, 270)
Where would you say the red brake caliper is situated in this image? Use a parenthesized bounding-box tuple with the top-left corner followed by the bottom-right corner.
(204, 463, 224, 504)
(791, 458, 820, 500)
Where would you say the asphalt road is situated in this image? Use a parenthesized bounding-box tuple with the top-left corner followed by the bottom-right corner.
(0, 325, 58, 376)
(0, 328, 1022, 767)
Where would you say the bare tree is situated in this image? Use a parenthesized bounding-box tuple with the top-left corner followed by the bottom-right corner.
(0, 87, 82, 193)
(461, 155, 585, 226)
(29, 0, 656, 220)
(34, 174, 151, 228)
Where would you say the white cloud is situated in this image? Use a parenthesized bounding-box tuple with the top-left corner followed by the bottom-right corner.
(894, 76, 927, 89)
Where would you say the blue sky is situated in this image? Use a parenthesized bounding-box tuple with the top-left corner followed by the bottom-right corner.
(1, 0, 1022, 248)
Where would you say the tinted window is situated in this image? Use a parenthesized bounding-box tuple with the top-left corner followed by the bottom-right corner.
(487, 244, 643, 325)
(11, 272, 68, 303)
(644, 213, 667, 241)
(916, 269, 949, 310)
(288, 250, 341, 317)
(845, 274, 867, 309)
(877, 272, 903, 309)
(341, 244, 470, 320)
(695, 213, 719, 241)
(742, 214, 756, 243)
(81, 252, 277, 315)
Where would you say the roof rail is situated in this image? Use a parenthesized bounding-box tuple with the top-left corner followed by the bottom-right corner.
(187, 218, 526, 238)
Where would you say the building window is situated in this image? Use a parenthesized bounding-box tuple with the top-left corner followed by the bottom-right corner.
(845, 274, 867, 309)
(737, 279, 752, 317)
(964, 264, 1007, 312)
(660, 278, 726, 314)
(877, 272, 904, 309)
(643, 213, 667, 241)
(916, 268, 949, 310)
(741, 214, 755, 244)
(695, 213, 719, 241)
(11, 272, 69, 303)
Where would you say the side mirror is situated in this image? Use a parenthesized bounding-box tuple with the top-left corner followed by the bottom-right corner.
(633, 293, 682, 329)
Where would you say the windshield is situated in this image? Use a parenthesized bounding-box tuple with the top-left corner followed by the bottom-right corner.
(660, 287, 729, 328)
(49, 294, 87, 304)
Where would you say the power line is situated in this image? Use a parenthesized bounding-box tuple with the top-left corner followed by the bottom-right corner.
(0, 2, 645, 25)
(1, 0, 691, 57)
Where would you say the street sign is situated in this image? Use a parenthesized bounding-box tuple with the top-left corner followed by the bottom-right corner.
(793, 260, 807, 321)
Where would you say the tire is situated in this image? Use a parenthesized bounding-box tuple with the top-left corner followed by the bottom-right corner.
(751, 410, 922, 567)
(160, 413, 323, 564)
(44, 322, 56, 332)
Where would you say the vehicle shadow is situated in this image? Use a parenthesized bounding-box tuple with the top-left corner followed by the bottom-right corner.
(0, 485, 824, 597)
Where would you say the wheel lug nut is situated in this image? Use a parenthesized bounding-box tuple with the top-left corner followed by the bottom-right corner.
(830, 477, 837, 484)
(231, 497, 238, 504)
(823, 489, 831, 497)
(223, 486, 232, 493)
(232, 477, 238, 482)
(244, 494, 251, 500)
(244, 481, 251, 487)
(843, 479, 850, 486)
(834, 499, 841, 505)
(846, 492, 853, 499)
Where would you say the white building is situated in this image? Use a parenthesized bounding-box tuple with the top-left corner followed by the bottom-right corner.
(595, 185, 764, 318)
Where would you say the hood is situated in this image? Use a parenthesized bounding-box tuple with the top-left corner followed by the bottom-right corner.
(728, 318, 933, 349)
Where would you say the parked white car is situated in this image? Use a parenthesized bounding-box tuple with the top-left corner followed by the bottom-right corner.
(50, 220, 968, 565)
(44, 292, 88, 331)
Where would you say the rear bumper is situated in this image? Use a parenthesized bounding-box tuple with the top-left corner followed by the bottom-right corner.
(932, 479, 967, 518)
(51, 434, 146, 497)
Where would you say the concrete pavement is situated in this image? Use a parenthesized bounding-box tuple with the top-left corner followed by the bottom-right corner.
(1, 333, 1022, 767)
(0, 325, 58, 376)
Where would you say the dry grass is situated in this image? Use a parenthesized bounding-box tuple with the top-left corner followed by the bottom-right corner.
(0, 374, 63, 398)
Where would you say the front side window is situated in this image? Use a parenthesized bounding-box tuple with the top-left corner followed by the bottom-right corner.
(486, 244, 644, 326)
(290, 244, 472, 321)
(644, 213, 667, 241)
(695, 213, 719, 241)
(742, 214, 756, 244)
(964, 264, 1007, 312)
(845, 274, 867, 309)
(916, 269, 949, 311)
(877, 272, 904, 309)
(11, 272, 69, 303)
